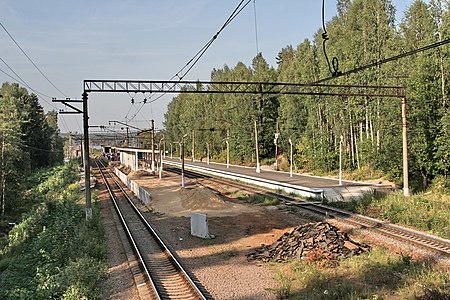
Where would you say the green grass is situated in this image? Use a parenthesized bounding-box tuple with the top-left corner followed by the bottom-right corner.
(271, 246, 449, 300)
(0, 162, 107, 300)
(327, 177, 450, 240)
(234, 191, 280, 206)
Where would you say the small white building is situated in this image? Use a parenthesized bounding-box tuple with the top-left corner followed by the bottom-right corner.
(112, 146, 162, 172)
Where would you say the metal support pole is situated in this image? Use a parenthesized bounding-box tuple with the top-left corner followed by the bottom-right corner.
(274, 122, 279, 171)
(289, 138, 293, 177)
(226, 129, 230, 168)
(159, 135, 164, 179)
(181, 134, 188, 188)
(151, 120, 155, 172)
(170, 143, 173, 159)
(135, 150, 138, 171)
(82, 92, 92, 220)
(339, 135, 343, 186)
(192, 130, 195, 162)
(181, 141, 185, 187)
(226, 140, 230, 168)
(80, 140, 84, 166)
(206, 142, 210, 165)
(402, 97, 410, 197)
(254, 120, 261, 173)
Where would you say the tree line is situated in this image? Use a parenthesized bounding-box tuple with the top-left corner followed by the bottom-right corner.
(163, 0, 450, 191)
(0, 82, 64, 216)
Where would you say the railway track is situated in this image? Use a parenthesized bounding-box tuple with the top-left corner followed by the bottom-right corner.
(165, 166, 450, 257)
(95, 159, 209, 300)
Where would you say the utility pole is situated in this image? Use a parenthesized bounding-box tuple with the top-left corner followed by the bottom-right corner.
(288, 138, 293, 177)
(82, 92, 92, 220)
(402, 97, 410, 197)
(274, 122, 279, 171)
(151, 119, 155, 172)
(206, 142, 210, 165)
(125, 127, 129, 147)
(68, 132, 72, 159)
(339, 135, 343, 186)
(80, 140, 84, 167)
(181, 133, 188, 188)
(226, 129, 230, 168)
(192, 130, 195, 162)
(159, 135, 164, 179)
(163, 140, 166, 159)
(254, 120, 261, 173)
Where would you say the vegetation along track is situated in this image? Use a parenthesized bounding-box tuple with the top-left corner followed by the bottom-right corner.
(95, 159, 209, 300)
(166, 166, 450, 258)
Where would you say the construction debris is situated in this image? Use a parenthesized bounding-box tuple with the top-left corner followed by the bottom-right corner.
(247, 222, 370, 263)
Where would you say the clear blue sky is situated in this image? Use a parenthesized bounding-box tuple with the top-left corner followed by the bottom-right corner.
(0, 0, 416, 133)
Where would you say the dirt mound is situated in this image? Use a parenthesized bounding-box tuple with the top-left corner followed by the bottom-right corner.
(180, 186, 230, 210)
(117, 165, 131, 175)
(366, 178, 397, 187)
(129, 170, 151, 178)
(247, 222, 370, 263)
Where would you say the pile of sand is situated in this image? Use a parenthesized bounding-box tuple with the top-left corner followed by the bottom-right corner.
(129, 170, 151, 178)
(180, 186, 231, 210)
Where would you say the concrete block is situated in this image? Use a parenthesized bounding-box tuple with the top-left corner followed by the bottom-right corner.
(191, 212, 209, 238)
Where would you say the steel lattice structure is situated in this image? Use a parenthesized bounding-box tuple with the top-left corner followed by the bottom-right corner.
(55, 79, 409, 220)
(83, 79, 405, 98)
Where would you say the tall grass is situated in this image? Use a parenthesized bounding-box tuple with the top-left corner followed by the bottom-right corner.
(272, 247, 449, 299)
(234, 191, 280, 206)
(328, 177, 450, 239)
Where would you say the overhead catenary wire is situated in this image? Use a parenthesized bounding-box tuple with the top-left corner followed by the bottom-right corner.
(253, 0, 259, 56)
(0, 60, 62, 111)
(125, 0, 253, 122)
(173, 0, 252, 81)
(58, 115, 71, 133)
(0, 57, 54, 100)
(0, 60, 71, 132)
(0, 65, 71, 132)
(321, 0, 341, 77)
(312, 38, 450, 84)
(0, 22, 68, 97)
(4, 137, 65, 153)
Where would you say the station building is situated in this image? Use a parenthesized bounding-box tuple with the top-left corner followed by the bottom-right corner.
(103, 146, 164, 172)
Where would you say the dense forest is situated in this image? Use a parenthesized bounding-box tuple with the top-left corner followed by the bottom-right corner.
(163, 0, 450, 191)
(0, 82, 64, 217)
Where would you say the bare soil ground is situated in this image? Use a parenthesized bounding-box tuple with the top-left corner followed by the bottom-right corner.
(99, 167, 449, 299)
(128, 170, 312, 300)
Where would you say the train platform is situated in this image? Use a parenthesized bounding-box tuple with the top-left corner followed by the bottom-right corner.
(162, 157, 394, 202)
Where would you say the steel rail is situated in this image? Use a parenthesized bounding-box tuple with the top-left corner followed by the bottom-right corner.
(166, 166, 450, 257)
(96, 159, 208, 300)
(94, 159, 160, 299)
(293, 203, 450, 255)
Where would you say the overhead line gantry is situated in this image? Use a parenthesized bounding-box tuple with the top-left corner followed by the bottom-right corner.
(83, 79, 404, 98)
(55, 80, 408, 220)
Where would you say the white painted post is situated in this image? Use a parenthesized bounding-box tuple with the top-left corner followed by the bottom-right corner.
(288, 138, 293, 178)
(339, 135, 343, 186)
(206, 142, 210, 165)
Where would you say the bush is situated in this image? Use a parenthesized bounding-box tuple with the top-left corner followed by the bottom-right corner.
(0, 162, 106, 300)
